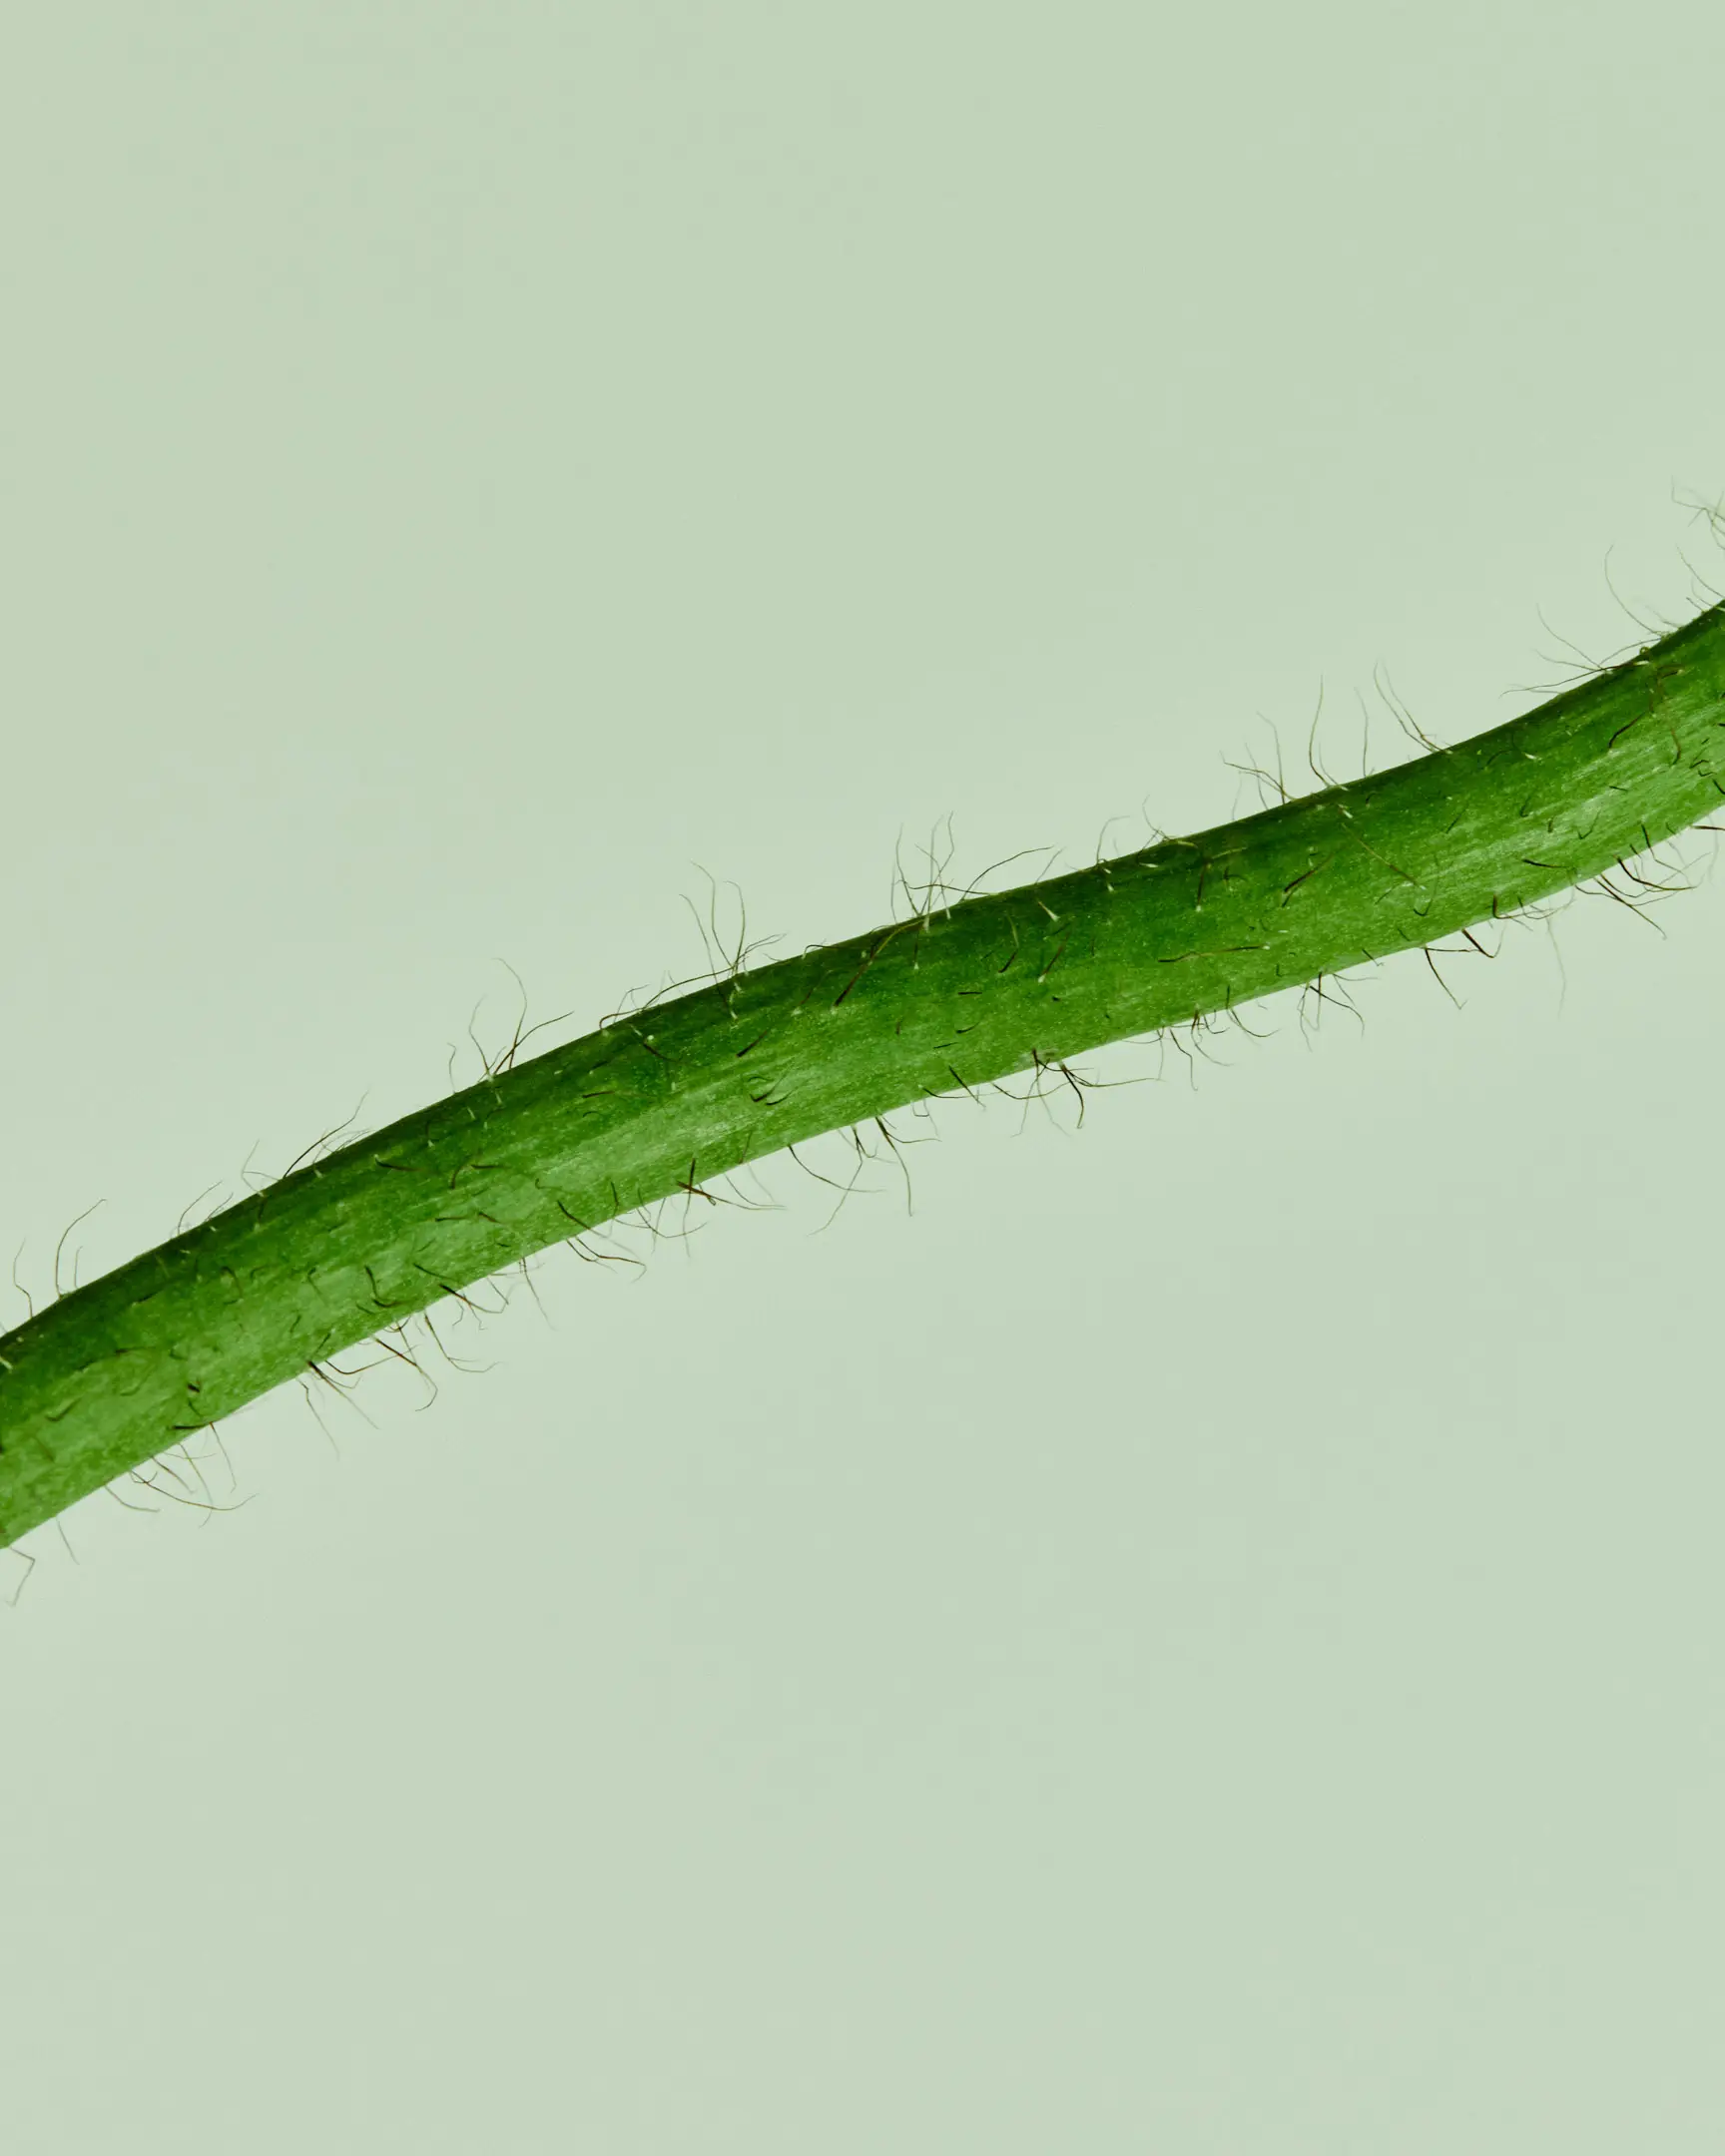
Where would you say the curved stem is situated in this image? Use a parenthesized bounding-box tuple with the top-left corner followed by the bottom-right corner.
(5, 600, 1724, 1547)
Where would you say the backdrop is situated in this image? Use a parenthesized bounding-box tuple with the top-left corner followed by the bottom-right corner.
(4, 6, 1723, 2149)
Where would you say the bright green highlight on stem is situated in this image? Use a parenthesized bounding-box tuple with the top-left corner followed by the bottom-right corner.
(4, 600, 1724, 1548)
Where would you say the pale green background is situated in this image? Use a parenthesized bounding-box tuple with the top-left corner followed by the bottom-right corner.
(3, 6, 1724, 2150)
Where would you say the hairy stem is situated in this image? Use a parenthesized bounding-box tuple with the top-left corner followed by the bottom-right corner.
(4, 599, 1724, 1547)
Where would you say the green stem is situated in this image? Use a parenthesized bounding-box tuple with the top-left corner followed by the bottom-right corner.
(5, 600, 1724, 1548)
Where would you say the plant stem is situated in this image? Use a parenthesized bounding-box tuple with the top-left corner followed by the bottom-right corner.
(5, 600, 1724, 1548)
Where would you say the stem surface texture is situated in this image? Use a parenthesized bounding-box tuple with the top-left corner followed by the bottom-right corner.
(4, 601, 1723, 1546)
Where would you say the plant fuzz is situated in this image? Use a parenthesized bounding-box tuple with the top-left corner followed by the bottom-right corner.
(4, 595, 1725, 1551)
